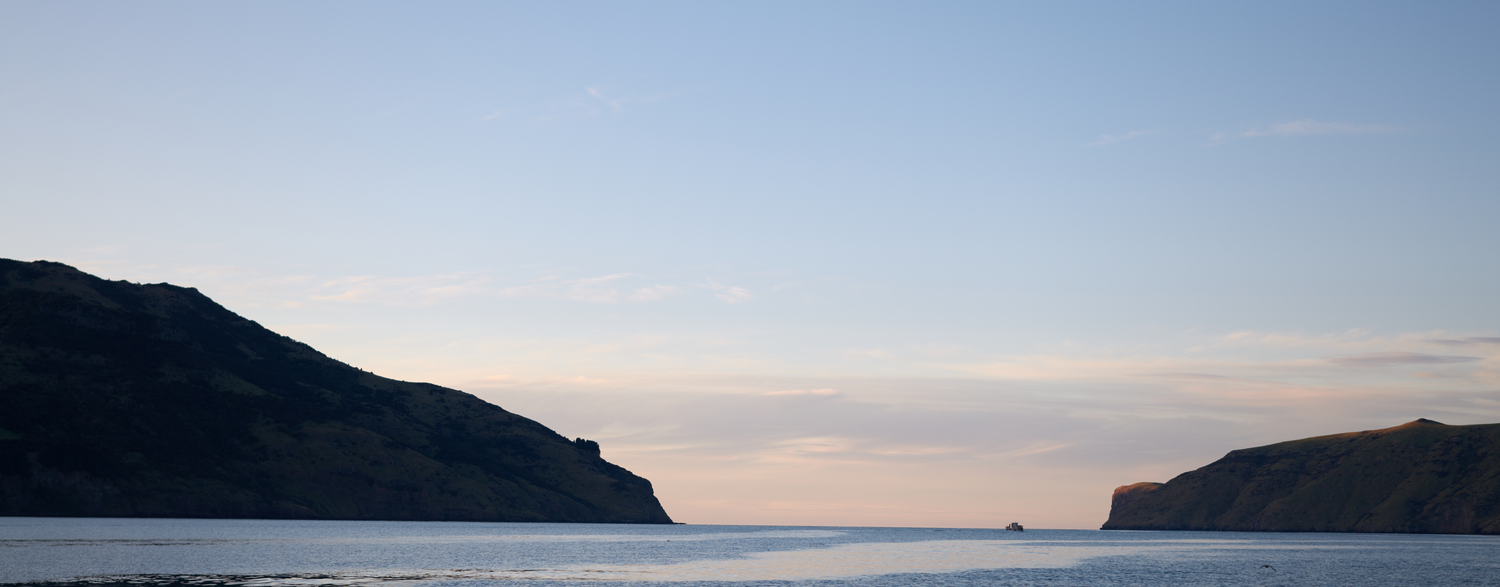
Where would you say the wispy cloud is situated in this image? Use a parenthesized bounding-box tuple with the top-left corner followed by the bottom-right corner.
(1211, 119, 1400, 144)
(708, 281, 754, 304)
(85, 262, 717, 308)
(1426, 337, 1500, 346)
(500, 273, 682, 304)
(1329, 352, 1482, 367)
(586, 87, 624, 112)
(562, 274, 633, 303)
(764, 388, 840, 397)
(1243, 119, 1394, 137)
(995, 442, 1075, 458)
(286, 270, 747, 307)
(306, 272, 496, 305)
(1086, 130, 1157, 147)
(535, 84, 675, 122)
(630, 284, 682, 302)
(1143, 372, 1242, 381)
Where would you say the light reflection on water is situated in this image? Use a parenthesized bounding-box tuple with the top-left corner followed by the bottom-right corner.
(2, 518, 1497, 586)
(617, 539, 1129, 581)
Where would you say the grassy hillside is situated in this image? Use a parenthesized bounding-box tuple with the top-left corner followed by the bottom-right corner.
(0, 259, 672, 523)
(1102, 419, 1500, 534)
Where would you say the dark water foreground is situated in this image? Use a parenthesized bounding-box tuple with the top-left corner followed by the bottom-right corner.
(2, 517, 1497, 586)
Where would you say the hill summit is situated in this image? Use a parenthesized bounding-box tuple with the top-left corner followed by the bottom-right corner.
(0, 259, 672, 523)
(1102, 419, 1500, 534)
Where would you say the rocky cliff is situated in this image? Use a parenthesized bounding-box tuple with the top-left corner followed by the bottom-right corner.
(0, 259, 672, 523)
(1102, 419, 1500, 534)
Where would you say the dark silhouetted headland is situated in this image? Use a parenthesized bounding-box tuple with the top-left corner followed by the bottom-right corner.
(0, 259, 672, 523)
(1102, 419, 1500, 534)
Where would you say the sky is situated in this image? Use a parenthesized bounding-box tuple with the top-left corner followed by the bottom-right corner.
(3, 1, 1499, 529)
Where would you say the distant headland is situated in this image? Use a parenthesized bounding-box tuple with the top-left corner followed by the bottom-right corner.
(1103, 419, 1500, 534)
(0, 259, 673, 523)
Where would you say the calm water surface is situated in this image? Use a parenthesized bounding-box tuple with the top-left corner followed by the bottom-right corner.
(2, 517, 1497, 586)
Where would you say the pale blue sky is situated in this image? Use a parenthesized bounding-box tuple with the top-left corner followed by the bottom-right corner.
(4, 1, 1498, 527)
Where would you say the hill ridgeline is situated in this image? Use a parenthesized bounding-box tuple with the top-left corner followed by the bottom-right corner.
(0, 259, 672, 523)
(1103, 419, 1500, 534)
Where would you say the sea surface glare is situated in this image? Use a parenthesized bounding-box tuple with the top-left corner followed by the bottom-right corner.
(1, 518, 1496, 586)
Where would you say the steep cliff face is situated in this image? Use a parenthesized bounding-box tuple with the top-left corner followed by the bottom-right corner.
(1110, 482, 1163, 513)
(0, 259, 672, 523)
(1102, 420, 1500, 534)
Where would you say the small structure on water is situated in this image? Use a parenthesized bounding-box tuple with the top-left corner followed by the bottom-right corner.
(1005, 522, 1024, 531)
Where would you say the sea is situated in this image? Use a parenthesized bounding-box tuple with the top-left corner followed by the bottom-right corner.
(2, 518, 1497, 586)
